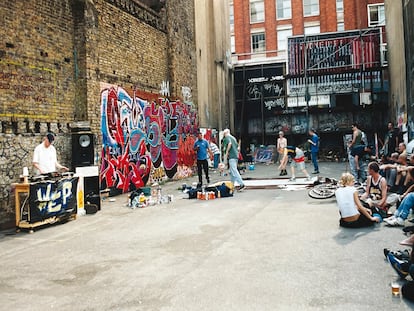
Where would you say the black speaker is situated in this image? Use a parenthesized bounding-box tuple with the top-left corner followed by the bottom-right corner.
(84, 176, 100, 210)
(72, 132, 94, 169)
(84, 175, 99, 196)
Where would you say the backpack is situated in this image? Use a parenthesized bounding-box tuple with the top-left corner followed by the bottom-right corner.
(215, 183, 234, 197)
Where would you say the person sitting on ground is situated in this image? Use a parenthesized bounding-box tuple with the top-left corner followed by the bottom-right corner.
(399, 142, 408, 159)
(394, 153, 408, 190)
(278, 145, 311, 182)
(350, 144, 373, 172)
(400, 228, 414, 246)
(386, 248, 412, 280)
(380, 153, 408, 194)
(383, 248, 414, 302)
(360, 162, 399, 218)
(335, 172, 380, 228)
(380, 152, 399, 192)
(383, 183, 414, 227)
(398, 154, 414, 193)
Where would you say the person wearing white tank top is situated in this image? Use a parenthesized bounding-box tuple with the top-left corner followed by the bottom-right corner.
(335, 172, 379, 228)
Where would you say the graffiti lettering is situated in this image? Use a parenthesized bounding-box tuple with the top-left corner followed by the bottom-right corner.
(100, 85, 199, 193)
(160, 80, 170, 97)
(263, 83, 283, 96)
(35, 181, 73, 214)
(264, 98, 285, 110)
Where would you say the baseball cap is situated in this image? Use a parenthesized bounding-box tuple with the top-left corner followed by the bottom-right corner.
(46, 133, 55, 143)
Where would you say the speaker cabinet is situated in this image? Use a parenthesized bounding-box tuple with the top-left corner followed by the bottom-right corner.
(85, 176, 100, 210)
(72, 133, 94, 169)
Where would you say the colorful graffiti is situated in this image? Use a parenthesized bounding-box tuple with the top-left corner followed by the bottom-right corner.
(254, 145, 275, 163)
(100, 85, 198, 193)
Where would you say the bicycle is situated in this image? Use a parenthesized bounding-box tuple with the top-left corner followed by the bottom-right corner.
(308, 177, 365, 199)
(308, 178, 338, 199)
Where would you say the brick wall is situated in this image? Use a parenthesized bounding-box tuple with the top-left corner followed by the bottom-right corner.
(233, 0, 384, 57)
(0, 0, 197, 230)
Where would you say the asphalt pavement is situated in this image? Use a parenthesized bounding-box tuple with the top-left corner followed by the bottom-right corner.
(1, 160, 414, 310)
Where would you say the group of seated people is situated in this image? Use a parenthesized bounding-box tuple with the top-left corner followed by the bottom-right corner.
(335, 150, 414, 301)
(380, 142, 414, 194)
(336, 145, 414, 231)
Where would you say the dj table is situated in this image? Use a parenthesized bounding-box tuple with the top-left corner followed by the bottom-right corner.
(14, 174, 78, 233)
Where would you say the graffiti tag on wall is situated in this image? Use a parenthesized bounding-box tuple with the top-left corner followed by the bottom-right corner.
(100, 85, 198, 193)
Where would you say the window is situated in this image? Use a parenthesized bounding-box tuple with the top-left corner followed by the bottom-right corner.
(276, 0, 291, 19)
(304, 24, 320, 35)
(303, 0, 319, 17)
(229, 3, 234, 33)
(251, 32, 266, 53)
(336, 0, 344, 22)
(277, 27, 292, 54)
(381, 43, 388, 65)
(337, 22, 344, 31)
(250, 0, 265, 23)
(231, 35, 236, 54)
(368, 4, 385, 27)
(336, 0, 343, 12)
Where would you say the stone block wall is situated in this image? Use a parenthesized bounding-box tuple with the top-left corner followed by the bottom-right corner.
(0, 0, 197, 230)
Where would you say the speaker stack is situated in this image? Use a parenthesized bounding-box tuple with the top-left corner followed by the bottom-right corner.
(71, 122, 94, 170)
(71, 122, 100, 211)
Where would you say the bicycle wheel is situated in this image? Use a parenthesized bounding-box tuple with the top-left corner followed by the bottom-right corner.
(308, 184, 337, 199)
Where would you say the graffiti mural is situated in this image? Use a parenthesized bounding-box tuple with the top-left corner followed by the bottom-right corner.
(254, 145, 275, 163)
(100, 84, 198, 193)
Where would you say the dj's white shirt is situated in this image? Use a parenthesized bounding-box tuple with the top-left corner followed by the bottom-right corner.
(33, 142, 57, 175)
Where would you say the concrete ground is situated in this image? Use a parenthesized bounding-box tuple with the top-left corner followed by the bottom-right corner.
(1, 161, 414, 310)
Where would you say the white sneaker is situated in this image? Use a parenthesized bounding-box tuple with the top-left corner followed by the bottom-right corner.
(385, 217, 405, 227)
(383, 215, 396, 223)
(289, 177, 296, 182)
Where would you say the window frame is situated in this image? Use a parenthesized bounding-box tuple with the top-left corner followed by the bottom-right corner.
(277, 26, 293, 54)
(250, 0, 265, 24)
(303, 0, 319, 17)
(276, 0, 292, 20)
(230, 2, 234, 33)
(337, 22, 344, 31)
(368, 3, 385, 27)
(336, 0, 344, 22)
(251, 31, 266, 53)
(304, 24, 320, 35)
(381, 43, 388, 66)
(336, 0, 343, 12)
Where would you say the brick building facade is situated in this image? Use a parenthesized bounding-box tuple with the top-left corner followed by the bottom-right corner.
(231, 0, 388, 151)
(0, 0, 198, 230)
(232, 0, 385, 58)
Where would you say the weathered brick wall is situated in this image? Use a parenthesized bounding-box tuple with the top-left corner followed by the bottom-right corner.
(0, 0, 76, 229)
(84, 0, 170, 136)
(0, 0, 197, 230)
(0, 0, 76, 126)
(165, 0, 197, 102)
(83, 0, 197, 142)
